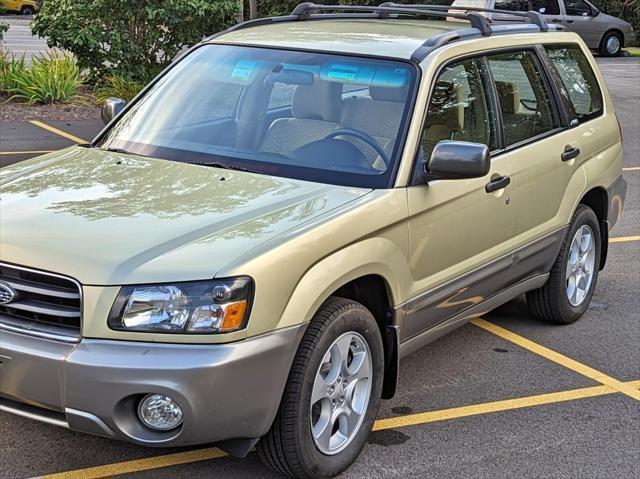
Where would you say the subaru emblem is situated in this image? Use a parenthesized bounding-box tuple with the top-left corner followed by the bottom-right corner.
(0, 282, 16, 304)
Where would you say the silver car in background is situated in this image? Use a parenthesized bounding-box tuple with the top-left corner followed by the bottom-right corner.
(451, 0, 637, 56)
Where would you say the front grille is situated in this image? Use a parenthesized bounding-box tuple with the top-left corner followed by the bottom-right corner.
(0, 263, 82, 341)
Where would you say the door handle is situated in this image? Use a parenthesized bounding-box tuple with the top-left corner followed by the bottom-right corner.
(551, 18, 562, 23)
(561, 145, 581, 162)
(485, 175, 510, 193)
(566, 19, 574, 23)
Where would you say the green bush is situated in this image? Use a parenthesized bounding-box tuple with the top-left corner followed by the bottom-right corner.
(3, 51, 82, 104)
(32, 0, 240, 82)
(95, 75, 146, 103)
(254, 0, 452, 18)
(0, 54, 27, 94)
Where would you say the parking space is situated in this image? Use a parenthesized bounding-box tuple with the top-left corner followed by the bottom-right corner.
(0, 58, 638, 479)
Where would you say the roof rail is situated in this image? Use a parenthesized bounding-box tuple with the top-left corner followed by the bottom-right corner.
(290, 2, 493, 35)
(382, 3, 549, 32)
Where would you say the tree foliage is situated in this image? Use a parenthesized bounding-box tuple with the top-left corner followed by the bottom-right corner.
(32, 0, 240, 81)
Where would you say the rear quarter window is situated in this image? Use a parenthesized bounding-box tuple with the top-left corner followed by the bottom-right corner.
(545, 45, 603, 124)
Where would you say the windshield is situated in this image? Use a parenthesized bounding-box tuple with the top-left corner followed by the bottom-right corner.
(97, 44, 417, 189)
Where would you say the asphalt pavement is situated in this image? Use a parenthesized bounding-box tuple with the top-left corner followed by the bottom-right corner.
(1, 15, 48, 63)
(0, 58, 638, 479)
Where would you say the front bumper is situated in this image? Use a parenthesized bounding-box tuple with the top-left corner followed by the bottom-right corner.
(0, 324, 306, 446)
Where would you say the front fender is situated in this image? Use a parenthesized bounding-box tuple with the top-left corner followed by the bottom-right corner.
(276, 237, 410, 331)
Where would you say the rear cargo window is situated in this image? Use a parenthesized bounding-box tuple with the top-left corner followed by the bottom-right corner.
(545, 45, 603, 123)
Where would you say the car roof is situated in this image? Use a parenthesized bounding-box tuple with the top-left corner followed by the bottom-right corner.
(208, 19, 472, 60)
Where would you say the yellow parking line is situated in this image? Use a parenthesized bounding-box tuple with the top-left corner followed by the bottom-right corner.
(34, 447, 227, 479)
(374, 383, 616, 431)
(609, 235, 640, 243)
(471, 319, 640, 401)
(34, 380, 640, 479)
(623, 166, 640, 171)
(0, 150, 54, 156)
(28, 120, 87, 144)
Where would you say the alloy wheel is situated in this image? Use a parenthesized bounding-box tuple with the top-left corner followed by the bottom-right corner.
(309, 331, 372, 455)
(566, 225, 596, 306)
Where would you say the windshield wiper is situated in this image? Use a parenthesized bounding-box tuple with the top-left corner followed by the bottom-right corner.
(101, 147, 132, 155)
(189, 161, 256, 173)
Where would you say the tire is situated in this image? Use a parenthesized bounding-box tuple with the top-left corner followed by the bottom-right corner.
(21, 7, 34, 15)
(257, 297, 384, 479)
(599, 31, 623, 57)
(526, 205, 601, 324)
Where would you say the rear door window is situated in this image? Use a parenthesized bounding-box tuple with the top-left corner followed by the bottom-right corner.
(487, 50, 559, 146)
(545, 45, 603, 123)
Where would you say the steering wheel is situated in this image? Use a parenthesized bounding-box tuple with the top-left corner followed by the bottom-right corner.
(520, 98, 539, 112)
(324, 128, 391, 167)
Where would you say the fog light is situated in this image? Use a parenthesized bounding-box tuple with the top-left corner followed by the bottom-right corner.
(137, 394, 183, 431)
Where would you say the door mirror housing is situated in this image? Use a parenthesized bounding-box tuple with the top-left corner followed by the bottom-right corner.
(591, 6, 600, 16)
(101, 98, 126, 125)
(426, 140, 490, 181)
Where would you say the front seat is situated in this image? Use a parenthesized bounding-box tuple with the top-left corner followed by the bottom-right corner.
(261, 80, 342, 156)
(340, 85, 409, 170)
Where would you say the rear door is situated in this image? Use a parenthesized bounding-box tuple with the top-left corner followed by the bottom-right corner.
(486, 47, 583, 278)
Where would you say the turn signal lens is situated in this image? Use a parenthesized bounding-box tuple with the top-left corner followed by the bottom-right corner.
(220, 300, 248, 331)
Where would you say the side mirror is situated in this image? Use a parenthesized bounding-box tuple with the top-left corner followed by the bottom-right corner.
(101, 98, 126, 125)
(592, 7, 600, 16)
(427, 140, 490, 181)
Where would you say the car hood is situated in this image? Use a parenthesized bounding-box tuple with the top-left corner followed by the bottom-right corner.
(0, 147, 370, 285)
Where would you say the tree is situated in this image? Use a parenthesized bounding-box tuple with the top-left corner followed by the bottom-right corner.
(32, 0, 240, 82)
(249, 0, 259, 19)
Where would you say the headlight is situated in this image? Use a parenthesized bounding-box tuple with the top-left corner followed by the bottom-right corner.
(108, 277, 253, 334)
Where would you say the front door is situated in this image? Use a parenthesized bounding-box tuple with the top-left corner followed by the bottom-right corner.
(404, 56, 517, 341)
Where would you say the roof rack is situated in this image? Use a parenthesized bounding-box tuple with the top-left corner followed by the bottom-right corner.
(204, 3, 558, 61)
(290, 2, 493, 35)
(381, 3, 548, 32)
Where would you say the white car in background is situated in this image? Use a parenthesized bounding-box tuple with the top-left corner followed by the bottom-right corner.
(451, 0, 636, 56)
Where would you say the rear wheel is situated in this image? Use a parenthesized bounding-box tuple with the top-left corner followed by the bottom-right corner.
(599, 31, 623, 57)
(526, 205, 601, 324)
(21, 6, 34, 15)
(257, 297, 384, 478)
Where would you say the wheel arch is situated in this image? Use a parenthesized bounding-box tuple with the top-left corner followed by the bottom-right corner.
(276, 238, 409, 400)
(578, 186, 608, 270)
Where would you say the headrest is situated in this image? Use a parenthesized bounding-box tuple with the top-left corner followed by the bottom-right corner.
(495, 81, 520, 115)
(291, 80, 342, 122)
(369, 85, 409, 103)
(427, 81, 464, 132)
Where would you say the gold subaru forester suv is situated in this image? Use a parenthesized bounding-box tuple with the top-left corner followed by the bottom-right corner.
(0, 3, 626, 478)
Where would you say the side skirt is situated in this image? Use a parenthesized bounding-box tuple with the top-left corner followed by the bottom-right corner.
(398, 274, 548, 359)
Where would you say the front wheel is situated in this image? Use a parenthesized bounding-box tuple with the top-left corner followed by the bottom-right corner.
(257, 297, 384, 478)
(526, 205, 601, 324)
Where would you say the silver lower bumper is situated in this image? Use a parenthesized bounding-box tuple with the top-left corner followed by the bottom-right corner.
(0, 324, 306, 446)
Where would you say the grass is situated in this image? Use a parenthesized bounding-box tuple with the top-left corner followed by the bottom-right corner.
(95, 74, 145, 103)
(623, 47, 640, 57)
